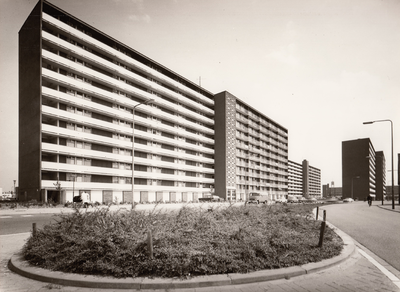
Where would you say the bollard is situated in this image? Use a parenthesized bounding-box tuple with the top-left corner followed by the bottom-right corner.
(32, 223, 37, 236)
(323, 210, 326, 222)
(316, 206, 319, 220)
(147, 230, 153, 259)
(318, 221, 326, 247)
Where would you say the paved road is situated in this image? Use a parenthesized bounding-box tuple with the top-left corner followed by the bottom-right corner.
(320, 201, 400, 271)
(0, 213, 57, 235)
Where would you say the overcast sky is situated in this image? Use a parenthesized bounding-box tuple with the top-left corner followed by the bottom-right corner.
(1, 0, 399, 192)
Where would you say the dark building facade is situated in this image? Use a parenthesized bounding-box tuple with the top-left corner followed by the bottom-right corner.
(375, 151, 386, 201)
(342, 138, 377, 200)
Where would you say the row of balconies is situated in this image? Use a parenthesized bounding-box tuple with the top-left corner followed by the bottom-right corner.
(42, 102, 215, 148)
(41, 55, 214, 128)
(42, 46, 214, 120)
(41, 124, 215, 162)
(235, 122, 288, 144)
(42, 13, 214, 108)
(42, 87, 214, 138)
(42, 140, 214, 165)
(42, 179, 212, 193)
(42, 161, 214, 182)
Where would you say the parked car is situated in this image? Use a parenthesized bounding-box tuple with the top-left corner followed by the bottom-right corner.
(287, 196, 299, 203)
(247, 193, 269, 204)
(304, 197, 318, 203)
(343, 198, 354, 203)
(275, 197, 288, 203)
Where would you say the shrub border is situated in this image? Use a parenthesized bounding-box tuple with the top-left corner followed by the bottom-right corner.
(8, 217, 355, 289)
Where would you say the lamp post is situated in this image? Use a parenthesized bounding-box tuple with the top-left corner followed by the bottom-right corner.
(351, 176, 360, 199)
(363, 119, 395, 209)
(132, 99, 154, 201)
(70, 174, 76, 198)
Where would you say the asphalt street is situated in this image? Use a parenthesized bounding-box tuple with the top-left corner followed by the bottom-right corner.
(0, 213, 57, 235)
(320, 201, 400, 271)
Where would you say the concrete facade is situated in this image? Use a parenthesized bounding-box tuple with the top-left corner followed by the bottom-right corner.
(214, 92, 288, 201)
(18, 0, 289, 204)
(288, 159, 321, 197)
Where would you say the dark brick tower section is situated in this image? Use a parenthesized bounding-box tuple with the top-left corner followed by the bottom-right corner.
(18, 0, 43, 201)
(342, 138, 376, 200)
(214, 91, 237, 200)
(375, 151, 386, 202)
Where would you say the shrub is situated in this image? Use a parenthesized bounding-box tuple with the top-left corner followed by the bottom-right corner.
(23, 204, 342, 279)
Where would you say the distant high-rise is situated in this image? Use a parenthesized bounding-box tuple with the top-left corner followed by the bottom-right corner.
(288, 160, 321, 197)
(342, 138, 378, 200)
(375, 151, 386, 201)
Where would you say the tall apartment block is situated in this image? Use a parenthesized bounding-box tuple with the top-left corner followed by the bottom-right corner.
(288, 160, 321, 197)
(342, 138, 379, 200)
(214, 92, 288, 201)
(375, 151, 386, 201)
(18, 0, 288, 203)
(288, 160, 302, 197)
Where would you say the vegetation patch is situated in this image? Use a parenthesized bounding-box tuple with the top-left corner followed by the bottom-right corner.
(22, 203, 342, 278)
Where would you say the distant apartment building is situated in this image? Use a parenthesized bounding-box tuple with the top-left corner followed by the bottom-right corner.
(214, 92, 288, 201)
(18, 0, 288, 203)
(342, 138, 382, 200)
(288, 160, 321, 197)
(375, 151, 386, 201)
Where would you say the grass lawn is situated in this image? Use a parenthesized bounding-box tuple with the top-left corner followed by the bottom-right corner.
(23, 203, 342, 278)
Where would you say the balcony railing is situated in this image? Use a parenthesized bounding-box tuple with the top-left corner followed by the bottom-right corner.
(42, 13, 214, 107)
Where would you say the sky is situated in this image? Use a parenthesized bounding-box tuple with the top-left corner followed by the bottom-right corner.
(1, 0, 399, 192)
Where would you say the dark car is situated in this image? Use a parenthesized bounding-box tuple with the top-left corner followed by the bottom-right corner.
(73, 195, 94, 208)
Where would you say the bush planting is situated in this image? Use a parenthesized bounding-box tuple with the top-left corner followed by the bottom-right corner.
(22, 203, 342, 278)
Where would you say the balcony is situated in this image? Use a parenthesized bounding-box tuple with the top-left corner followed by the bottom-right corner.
(42, 142, 132, 163)
(42, 86, 214, 137)
(42, 161, 132, 176)
(42, 124, 132, 148)
(42, 105, 133, 136)
(42, 13, 214, 107)
(43, 65, 214, 126)
(133, 157, 214, 174)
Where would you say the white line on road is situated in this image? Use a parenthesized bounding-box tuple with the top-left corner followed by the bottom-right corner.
(0, 216, 12, 219)
(358, 248, 400, 289)
(20, 215, 33, 217)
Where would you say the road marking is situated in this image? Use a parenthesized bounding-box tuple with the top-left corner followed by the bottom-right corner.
(21, 215, 33, 217)
(0, 216, 12, 219)
(358, 248, 400, 289)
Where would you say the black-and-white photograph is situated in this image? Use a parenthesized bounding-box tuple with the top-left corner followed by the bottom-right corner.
(0, 0, 399, 291)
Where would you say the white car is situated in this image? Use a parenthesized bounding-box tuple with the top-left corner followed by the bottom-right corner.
(343, 198, 354, 203)
(275, 198, 287, 203)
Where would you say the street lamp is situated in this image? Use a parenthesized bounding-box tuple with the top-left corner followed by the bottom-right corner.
(351, 176, 360, 199)
(132, 99, 154, 201)
(363, 119, 395, 209)
(70, 174, 76, 198)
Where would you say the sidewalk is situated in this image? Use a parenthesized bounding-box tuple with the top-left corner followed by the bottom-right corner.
(1, 205, 400, 291)
(377, 201, 400, 213)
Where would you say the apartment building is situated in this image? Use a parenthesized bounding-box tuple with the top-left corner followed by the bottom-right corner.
(18, 0, 289, 203)
(288, 160, 303, 197)
(342, 138, 377, 200)
(288, 159, 321, 198)
(214, 92, 288, 201)
(374, 151, 386, 201)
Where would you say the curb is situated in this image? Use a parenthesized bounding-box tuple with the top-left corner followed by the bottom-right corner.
(376, 204, 400, 213)
(8, 224, 356, 290)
